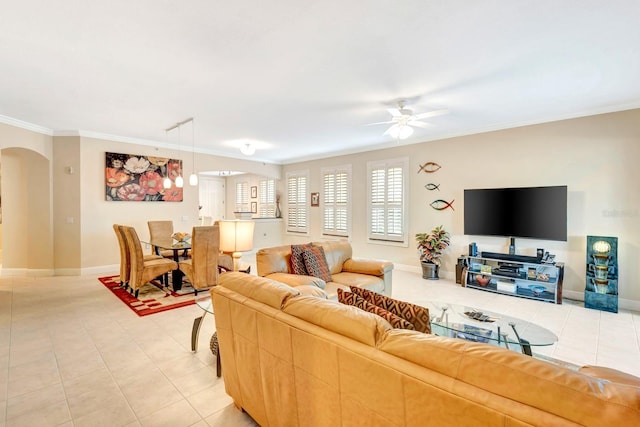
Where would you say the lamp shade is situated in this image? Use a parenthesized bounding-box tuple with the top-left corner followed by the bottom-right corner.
(219, 220, 255, 253)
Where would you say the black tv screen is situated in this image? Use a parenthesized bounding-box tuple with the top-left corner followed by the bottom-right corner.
(464, 186, 567, 241)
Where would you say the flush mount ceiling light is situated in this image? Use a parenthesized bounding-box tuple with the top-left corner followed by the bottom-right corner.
(240, 143, 255, 156)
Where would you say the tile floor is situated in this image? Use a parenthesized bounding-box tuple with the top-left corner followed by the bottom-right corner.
(1, 265, 639, 426)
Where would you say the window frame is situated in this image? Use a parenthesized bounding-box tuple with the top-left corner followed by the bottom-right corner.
(235, 180, 249, 213)
(258, 178, 276, 217)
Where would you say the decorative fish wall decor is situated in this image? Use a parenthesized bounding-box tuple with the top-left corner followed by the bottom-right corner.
(430, 199, 455, 211)
(424, 183, 440, 191)
(417, 162, 441, 173)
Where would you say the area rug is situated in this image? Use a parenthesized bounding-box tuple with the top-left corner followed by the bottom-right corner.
(99, 275, 197, 316)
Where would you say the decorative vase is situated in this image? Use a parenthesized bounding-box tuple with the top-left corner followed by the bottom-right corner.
(275, 203, 281, 218)
(421, 261, 439, 280)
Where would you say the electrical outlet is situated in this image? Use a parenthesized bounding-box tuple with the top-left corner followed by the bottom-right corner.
(181, 215, 188, 222)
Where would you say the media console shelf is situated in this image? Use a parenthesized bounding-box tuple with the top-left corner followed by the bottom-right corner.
(464, 255, 564, 304)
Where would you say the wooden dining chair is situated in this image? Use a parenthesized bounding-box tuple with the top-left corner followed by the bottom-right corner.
(123, 226, 178, 298)
(147, 220, 175, 258)
(113, 224, 163, 290)
(179, 225, 220, 295)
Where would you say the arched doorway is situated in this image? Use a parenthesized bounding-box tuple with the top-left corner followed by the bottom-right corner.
(0, 147, 53, 273)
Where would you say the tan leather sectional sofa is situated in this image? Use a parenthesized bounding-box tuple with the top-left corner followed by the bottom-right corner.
(211, 272, 640, 427)
(255, 240, 393, 299)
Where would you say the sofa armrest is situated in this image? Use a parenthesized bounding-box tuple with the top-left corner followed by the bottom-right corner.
(579, 365, 640, 387)
(343, 258, 393, 276)
(265, 272, 327, 290)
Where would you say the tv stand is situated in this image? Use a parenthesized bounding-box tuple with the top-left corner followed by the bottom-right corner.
(465, 254, 564, 304)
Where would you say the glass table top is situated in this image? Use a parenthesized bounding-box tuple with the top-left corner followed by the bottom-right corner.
(195, 297, 213, 314)
(419, 301, 558, 347)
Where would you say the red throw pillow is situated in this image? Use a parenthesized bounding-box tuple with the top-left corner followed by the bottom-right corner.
(290, 244, 312, 275)
(302, 246, 332, 282)
(349, 287, 431, 334)
(337, 289, 415, 330)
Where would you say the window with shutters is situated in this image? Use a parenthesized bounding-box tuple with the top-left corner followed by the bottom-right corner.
(286, 171, 308, 233)
(367, 158, 408, 245)
(321, 165, 351, 237)
(259, 178, 276, 217)
(235, 181, 249, 212)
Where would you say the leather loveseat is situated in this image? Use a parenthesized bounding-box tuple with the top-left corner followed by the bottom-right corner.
(211, 272, 640, 427)
(255, 240, 393, 299)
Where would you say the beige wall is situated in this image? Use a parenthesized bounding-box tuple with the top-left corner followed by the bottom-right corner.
(53, 136, 82, 272)
(281, 109, 640, 305)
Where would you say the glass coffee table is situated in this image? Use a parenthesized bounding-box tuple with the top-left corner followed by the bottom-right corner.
(420, 301, 558, 356)
(191, 297, 221, 377)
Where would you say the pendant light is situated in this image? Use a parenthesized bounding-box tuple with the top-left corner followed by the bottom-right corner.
(189, 118, 198, 186)
(174, 125, 184, 188)
(163, 129, 173, 189)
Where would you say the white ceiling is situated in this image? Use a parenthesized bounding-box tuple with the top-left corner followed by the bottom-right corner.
(1, 1, 639, 164)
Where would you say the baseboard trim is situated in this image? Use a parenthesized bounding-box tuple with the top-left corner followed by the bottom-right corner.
(563, 290, 640, 312)
(1, 268, 55, 277)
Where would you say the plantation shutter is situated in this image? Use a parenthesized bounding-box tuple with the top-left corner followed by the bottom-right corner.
(235, 181, 249, 212)
(287, 172, 308, 233)
(368, 158, 408, 243)
(322, 166, 350, 237)
(259, 179, 276, 217)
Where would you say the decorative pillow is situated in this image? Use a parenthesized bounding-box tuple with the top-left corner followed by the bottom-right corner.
(349, 287, 431, 334)
(302, 246, 333, 282)
(291, 243, 313, 275)
(337, 289, 415, 330)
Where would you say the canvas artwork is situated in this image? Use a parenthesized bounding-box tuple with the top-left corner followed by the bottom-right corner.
(105, 152, 183, 202)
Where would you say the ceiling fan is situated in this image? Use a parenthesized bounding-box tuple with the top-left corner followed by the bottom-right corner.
(368, 100, 448, 140)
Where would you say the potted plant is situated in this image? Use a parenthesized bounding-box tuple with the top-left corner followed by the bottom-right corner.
(416, 225, 451, 280)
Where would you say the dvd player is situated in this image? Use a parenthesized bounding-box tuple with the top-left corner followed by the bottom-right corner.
(481, 251, 541, 264)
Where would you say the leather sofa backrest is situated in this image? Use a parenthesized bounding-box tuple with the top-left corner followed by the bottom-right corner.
(256, 244, 293, 276)
(283, 295, 391, 347)
(313, 240, 352, 274)
(220, 271, 300, 309)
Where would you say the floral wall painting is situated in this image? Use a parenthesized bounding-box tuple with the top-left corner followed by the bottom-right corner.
(105, 152, 183, 202)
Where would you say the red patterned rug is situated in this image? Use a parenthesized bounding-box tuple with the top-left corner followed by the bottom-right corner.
(99, 275, 196, 316)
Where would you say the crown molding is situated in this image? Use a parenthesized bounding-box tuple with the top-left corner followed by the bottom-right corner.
(0, 114, 54, 135)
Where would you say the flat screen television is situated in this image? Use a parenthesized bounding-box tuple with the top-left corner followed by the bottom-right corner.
(464, 185, 567, 241)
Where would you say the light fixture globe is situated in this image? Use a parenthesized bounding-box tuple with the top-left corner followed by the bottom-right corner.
(175, 175, 184, 188)
(163, 177, 172, 189)
(240, 143, 255, 156)
(389, 124, 414, 140)
(189, 173, 198, 186)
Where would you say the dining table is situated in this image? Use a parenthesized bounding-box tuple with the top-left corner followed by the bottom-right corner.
(144, 237, 191, 291)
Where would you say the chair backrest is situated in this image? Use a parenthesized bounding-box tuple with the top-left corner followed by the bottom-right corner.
(199, 216, 214, 226)
(123, 226, 145, 287)
(113, 224, 130, 283)
(190, 225, 220, 289)
(148, 220, 174, 254)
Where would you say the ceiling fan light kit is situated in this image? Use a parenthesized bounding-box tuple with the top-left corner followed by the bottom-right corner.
(369, 100, 448, 140)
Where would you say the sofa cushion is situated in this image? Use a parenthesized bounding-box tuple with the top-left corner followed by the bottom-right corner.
(331, 272, 385, 293)
(338, 289, 415, 330)
(303, 246, 333, 282)
(291, 243, 312, 275)
(349, 287, 431, 334)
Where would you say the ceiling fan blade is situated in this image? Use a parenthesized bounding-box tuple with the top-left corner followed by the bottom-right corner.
(365, 120, 394, 126)
(408, 120, 432, 129)
(413, 109, 449, 120)
(382, 126, 395, 136)
(387, 108, 402, 117)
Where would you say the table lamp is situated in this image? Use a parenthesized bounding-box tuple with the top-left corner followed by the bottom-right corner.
(219, 220, 255, 271)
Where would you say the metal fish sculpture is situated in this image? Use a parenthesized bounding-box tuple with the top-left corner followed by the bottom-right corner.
(430, 199, 455, 211)
(418, 162, 442, 173)
(424, 183, 440, 191)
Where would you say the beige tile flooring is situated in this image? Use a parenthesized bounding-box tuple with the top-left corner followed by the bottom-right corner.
(1, 265, 639, 426)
